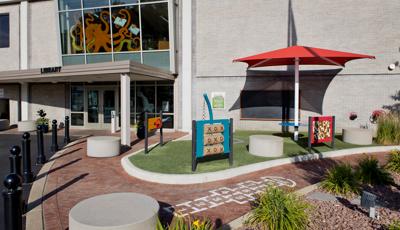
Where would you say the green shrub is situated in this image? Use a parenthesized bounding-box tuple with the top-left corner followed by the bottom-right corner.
(386, 150, 400, 173)
(157, 215, 213, 230)
(356, 155, 393, 185)
(388, 220, 400, 230)
(376, 113, 400, 145)
(320, 164, 360, 196)
(245, 186, 310, 230)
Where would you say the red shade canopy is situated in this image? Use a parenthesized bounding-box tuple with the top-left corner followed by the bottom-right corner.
(233, 45, 375, 68)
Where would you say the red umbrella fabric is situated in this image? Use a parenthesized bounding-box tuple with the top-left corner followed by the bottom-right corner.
(233, 45, 375, 68)
(233, 45, 375, 141)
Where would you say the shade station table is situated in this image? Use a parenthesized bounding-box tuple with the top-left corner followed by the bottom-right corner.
(69, 193, 160, 230)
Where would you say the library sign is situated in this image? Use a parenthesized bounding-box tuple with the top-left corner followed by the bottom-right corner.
(40, 66, 62, 74)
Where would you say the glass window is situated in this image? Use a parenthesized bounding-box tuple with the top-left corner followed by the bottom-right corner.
(58, 0, 81, 11)
(0, 14, 10, 48)
(86, 54, 112, 63)
(59, 11, 84, 54)
(114, 53, 141, 62)
(111, 6, 141, 52)
(140, 0, 165, 2)
(83, 0, 109, 8)
(71, 86, 84, 111)
(84, 8, 112, 53)
(157, 85, 173, 113)
(62, 55, 85, 65)
(112, 0, 138, 6)
(71, 113, 84, 126)
(162, 114, 173, 129)
(141, 3, 169, 50)
(142, 51, 169, 70)
(136, 85, 155, 113)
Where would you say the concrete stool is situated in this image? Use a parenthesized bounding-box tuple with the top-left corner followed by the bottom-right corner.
(249, 135, 284, 157)
(17, 120, 36, 132)
(0, 119, 9, 131)
(69, 193, 159, 230)
(342, 128, 373, 145)
(87, 136, 121, 157)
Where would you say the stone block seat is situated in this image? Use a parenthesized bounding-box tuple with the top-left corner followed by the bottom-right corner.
(249, 135, 284, 157)
(17, 120, 36, 132)
(69, 193, 159, 230)
(0, 119, 10, 131)
(342, 128, 373, 145)
(87, 136, 121, 157)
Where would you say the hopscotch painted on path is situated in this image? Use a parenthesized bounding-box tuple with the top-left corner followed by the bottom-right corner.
(163, 176, 296, 217)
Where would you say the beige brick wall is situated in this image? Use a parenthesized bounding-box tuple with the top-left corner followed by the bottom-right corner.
(30, 83, 67, 125)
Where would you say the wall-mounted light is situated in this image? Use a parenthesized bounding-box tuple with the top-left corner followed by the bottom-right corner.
(388, 61, 399, 71)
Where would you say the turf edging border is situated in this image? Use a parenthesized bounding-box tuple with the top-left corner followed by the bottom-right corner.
(121, 145, 400, 185)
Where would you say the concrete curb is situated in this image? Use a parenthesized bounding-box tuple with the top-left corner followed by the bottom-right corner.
(121, 145, 400, 185)
(226, 183, 320, 229)
(25, 137, 89, 230)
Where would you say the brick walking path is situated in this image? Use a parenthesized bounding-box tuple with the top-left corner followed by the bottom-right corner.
(36, 131, 390, 229)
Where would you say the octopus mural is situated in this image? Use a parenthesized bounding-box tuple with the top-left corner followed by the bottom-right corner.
(69, 8, 141, 53)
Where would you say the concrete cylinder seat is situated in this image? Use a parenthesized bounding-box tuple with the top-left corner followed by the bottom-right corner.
(249, 135, 284, 157)
(0, 119, 9, 131)
(342, 128, 373, 145)
(17, 120, 36, 132)
(69, 193, 159, 230)
(87, 136, 121, 157)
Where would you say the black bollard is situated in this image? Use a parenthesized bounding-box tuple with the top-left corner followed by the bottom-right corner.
(22, 132, 34, 183)
(51, 119, 58, 153)
(64, 116, 70, 144)
(3, 173, 23, 230)
(36, 125, 46, 164)
(9, 146, 21, 177)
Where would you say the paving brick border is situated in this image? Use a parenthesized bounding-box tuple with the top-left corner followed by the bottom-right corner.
(25, 137, 90, 230)
(122, 145, 400, 184)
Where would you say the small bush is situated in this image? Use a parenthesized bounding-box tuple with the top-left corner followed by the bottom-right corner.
(245, 186, 310, 230)
(388, 220, 400, 230)
(356, 155, 393, 185)
(157, 215, 213, 230)
(320, 164, 360, 196)
(386, 150, 400, 173)
(376, 113, 400, 145)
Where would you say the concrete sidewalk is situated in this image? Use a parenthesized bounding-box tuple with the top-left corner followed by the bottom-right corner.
(29, 131, 390, 229)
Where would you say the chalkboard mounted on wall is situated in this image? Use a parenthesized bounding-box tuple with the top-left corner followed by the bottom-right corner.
(240, 90, 298, 120)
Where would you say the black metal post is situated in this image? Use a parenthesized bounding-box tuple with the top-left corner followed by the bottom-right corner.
(159, 110, 163, 146)
(2, 173, 23, 230)
(64, 116, 70, 144)
(21, 132, 33, 183)
(229, 118, 233, 166)
(51, 119, 58, 153)
(192, 120, 197, 172)
(36, 125, 46, 164)
(144, 112, 148, 154)
(9, 146, 22, 177)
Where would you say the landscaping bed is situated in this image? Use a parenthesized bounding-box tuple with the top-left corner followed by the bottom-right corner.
(130, 130, 376, 174)
(307, 172, 400, 230)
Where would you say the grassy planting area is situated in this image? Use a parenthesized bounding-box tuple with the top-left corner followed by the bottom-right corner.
(129, 130, 377, 174)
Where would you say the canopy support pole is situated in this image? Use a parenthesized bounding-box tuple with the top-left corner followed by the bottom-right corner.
(294, 57, 300, 141)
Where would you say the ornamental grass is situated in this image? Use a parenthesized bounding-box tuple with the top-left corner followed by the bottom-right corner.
(386, 150, 400, 173)
(376, 113, 400, 145)
(356, 155, 393, 185)
(245, 186, 310, 230)
(320, 164, 360, 196)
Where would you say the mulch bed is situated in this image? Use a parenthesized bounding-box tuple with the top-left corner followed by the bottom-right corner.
(307, 173, 400, 230)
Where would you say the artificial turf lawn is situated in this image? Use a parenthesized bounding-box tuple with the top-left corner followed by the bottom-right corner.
(129, 130, 377, 174)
